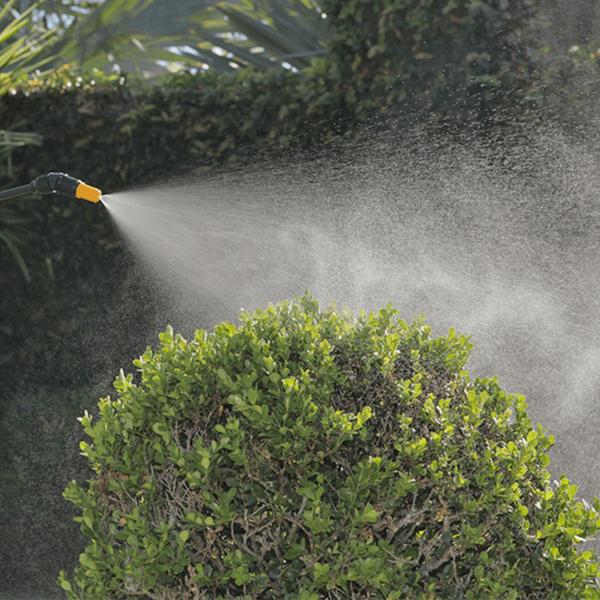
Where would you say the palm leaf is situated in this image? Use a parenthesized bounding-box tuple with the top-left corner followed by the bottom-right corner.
(201, 1, 328, 69)
(188, 27, 277, 70)
(0, 229, 31, 282)
(46, 0, 219, 68)
(49, 0, 330, 75)
(0, 0, 58, 93)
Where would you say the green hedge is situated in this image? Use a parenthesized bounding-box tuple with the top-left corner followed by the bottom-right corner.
(323, 0, 542, 120)
(60, 297, 600, 598)
(0, 68, 347, 192)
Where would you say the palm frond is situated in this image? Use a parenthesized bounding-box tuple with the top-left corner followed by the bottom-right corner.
(0, 130, 43, 178)
(50, 0, 331, 75)
(0, 228, 31, 282)
(0, 0, 59, 93)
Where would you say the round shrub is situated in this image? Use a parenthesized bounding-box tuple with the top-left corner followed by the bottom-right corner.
(60, 296, 600, 598)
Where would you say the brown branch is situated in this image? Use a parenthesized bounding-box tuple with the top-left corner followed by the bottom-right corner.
(286, 495, 308, 545)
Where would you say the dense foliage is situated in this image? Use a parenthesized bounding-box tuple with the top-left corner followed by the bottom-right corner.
(0, 69, 344, 192)
(323, 0, 541, 120)
(60, 297, 600, 599)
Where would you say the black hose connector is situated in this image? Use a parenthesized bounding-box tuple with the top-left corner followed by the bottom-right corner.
(0, 184, 31, 202)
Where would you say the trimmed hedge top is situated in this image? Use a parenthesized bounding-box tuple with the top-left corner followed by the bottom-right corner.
(61, 296, 600, 599)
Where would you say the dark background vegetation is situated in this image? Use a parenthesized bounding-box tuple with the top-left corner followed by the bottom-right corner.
(1, 0, 600, 597)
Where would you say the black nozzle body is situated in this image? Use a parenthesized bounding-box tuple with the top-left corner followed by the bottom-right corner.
(31, 172, 80, 196)
(0, 172, 82, 203)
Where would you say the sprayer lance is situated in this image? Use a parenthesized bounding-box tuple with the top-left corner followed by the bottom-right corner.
(0, 172, 102, 204)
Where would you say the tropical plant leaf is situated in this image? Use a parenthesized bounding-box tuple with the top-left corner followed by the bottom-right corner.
(214, 3, 325, 68)
(0, 228, 31, 282)
(48, 0, 330, 75)
(0, 0, 58, 93)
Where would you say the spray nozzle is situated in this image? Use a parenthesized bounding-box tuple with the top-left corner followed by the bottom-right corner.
(31, 172, 102, 203)
(0, 172, 103, 204)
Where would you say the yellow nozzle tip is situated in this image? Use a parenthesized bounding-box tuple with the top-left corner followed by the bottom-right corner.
(76, 181, 102, 204)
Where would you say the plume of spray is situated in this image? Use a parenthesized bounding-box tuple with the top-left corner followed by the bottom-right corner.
(101, 124, 600, 544)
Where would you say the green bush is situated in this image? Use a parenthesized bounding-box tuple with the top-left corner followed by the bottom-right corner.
(60, 296, 600, 599)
